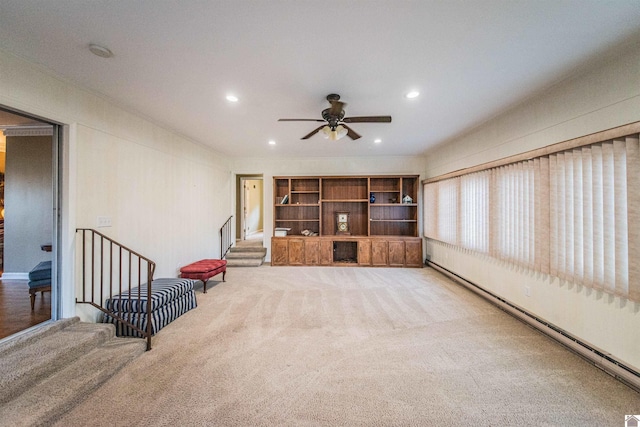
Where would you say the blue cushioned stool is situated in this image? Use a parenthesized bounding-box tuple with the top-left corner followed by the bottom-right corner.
(28, 261, 51, 310)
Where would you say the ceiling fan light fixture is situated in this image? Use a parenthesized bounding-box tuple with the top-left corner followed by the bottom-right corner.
(405, 91, 420, 99)
(225, 94, 239, 102)
(322, 125, 348, 141)
(321, 126, 331, 139)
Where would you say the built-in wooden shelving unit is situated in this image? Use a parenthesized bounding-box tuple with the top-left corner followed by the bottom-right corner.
(272, 175, 421, 267)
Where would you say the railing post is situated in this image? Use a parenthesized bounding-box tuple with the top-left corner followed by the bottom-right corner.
(81, 229, 86, 302)
(109, 241, 113, 300)
(99, 235, 104, 304)
(146, 263, 153, 351)
(91, 232, 95, 304)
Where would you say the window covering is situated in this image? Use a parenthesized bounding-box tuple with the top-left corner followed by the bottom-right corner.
(423, 130, 640, 302)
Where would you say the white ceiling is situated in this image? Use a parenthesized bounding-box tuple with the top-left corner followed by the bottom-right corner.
(0, 1, 639, 158)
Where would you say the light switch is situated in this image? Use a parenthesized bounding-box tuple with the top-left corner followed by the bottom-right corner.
(97, 216, 112, 227)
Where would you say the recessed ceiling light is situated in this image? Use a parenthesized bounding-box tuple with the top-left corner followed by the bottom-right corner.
(405, 91, 420, 99)
(268, 140, 276, 145)
(374, 139, 382, 143)
(89, 44, 113, 58)
(226, 94, 239, 102)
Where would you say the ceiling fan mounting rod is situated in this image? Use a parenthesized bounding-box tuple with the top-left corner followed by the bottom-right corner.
(322, 109, 344, 128)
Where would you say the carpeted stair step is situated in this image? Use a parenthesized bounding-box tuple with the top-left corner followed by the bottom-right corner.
(225, 257, 265, 267)
(0, 336, 145, 427)
(0, 320, 118, 405)
(226, 248, 267, 259)
(0, 317, 80, 359)
(0, 319, 144, 410)
(228, 246, 267, 254)
(225, 247, 267, 267)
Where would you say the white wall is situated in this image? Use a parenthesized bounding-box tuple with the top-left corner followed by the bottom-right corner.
(0, 49, 232, 318)
(422, 41, 640, 369)
(74, 124, 231, 276)
(233, 156, 426, 260)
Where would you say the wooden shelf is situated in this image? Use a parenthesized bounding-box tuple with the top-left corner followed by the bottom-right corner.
(321, 199, 369, 203)
(275, 175, 419, 237)
(370, 219, 417, 222)
(371, 203, 417, 207)
(274, 175, 419, 250)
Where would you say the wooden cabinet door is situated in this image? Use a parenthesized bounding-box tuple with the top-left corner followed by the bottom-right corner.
(388, 241, 405, 267)
(288, 239, 305, 265)
(405, 240, 423, 267)
(371, 240, 389, 266)
(358, 239, 371, 266)
(305, 239, 320, 265)
(319, 240, 333, 265)
(271, 239, 289, 266)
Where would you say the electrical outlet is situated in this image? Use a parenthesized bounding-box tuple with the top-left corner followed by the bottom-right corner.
(524, 286, 531, 297)
(96, 216, 112, 227)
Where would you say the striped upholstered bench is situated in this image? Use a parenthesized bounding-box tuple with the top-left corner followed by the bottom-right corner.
(102, 278, 197, 338)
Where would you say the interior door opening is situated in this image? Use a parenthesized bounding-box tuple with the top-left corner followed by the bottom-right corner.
(0, 106, 60, 340)
(236, 174, 263, 247)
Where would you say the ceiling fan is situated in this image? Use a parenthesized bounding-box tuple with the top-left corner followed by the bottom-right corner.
(278, 94, 392, 140)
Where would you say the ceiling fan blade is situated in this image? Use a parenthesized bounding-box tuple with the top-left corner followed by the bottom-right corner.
(301, 125, 325, 140)
(328, 100, 345, 117)
(342, 116, 392, 123)
(342, 124, 361, 140)
(278, 118, 325, 122)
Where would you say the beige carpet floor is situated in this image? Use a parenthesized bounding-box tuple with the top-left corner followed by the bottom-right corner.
(55, 266, 639, 426)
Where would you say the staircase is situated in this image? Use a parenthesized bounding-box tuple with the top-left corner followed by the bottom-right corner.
(0, 317, 145, 426)
(225, 246, 267, 267)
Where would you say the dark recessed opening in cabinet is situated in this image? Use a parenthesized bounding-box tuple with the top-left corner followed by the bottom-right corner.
(333, 241, 357, 263)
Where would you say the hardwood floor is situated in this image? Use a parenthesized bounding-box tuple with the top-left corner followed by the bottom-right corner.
(0, 277, 51, 340)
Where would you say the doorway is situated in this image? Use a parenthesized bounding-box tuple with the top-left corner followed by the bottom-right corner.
(0, 107, 60, 340)
(236, 175, 263, 247)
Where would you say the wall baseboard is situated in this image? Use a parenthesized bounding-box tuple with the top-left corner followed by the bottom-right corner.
(427, 260, 640, 393)
(1, 272, 29, 280)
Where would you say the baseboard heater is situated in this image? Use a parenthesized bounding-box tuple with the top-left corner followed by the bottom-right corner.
(426, 260, 640, 393)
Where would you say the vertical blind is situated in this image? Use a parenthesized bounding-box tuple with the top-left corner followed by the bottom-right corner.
(461, 171, 489, 253)
(423, 132, 640, 302)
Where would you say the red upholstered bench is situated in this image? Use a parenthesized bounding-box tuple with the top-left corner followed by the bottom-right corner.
(179, 259, 227, 293)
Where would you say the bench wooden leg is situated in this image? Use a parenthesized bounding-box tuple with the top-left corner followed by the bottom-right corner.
(29, 285, 51, 311)
(202, 279, 208, 294)
(222, 271, 226, 282)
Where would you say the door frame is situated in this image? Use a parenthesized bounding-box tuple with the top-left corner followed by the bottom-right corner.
(0, 105, 63, 323)
(235, 174, 263, 241)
